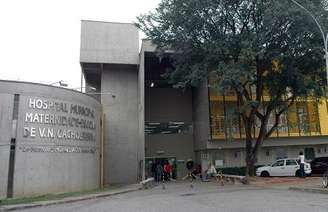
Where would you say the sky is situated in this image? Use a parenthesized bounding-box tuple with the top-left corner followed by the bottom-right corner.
(0, 0, 160, 90)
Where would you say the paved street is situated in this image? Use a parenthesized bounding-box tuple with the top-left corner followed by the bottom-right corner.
(19, 181, 328, 212)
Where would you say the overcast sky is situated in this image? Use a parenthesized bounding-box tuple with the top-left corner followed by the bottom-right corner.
(0, 0, 160, 89)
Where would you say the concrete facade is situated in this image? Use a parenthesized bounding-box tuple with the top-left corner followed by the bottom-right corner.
(80, 21, 139, 65)
(80, 21, 142, 184)
(101, 65, 141, 184)
(192, 81, 211, 151)
(0, 80, 101, 198)
(0, 94, 14, 198)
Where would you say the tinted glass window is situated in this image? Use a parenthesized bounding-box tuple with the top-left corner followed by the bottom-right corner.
(286, 159, 297, 166)
(272, 160, 284, 167)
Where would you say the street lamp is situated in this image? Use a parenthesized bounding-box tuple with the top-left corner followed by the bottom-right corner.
(49, 80, 68, 87)
(71, 86, 97, 92)
(290, 0, 328, 84)
(71, 86, 116, 98)
(84, 92, 116, 98)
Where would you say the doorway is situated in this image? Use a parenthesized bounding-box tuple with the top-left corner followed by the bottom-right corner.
(145, 157, 177, 180)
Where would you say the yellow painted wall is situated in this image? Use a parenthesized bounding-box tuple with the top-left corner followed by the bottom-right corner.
(318, 99, 328, 135)
(209, 93, 328, 140)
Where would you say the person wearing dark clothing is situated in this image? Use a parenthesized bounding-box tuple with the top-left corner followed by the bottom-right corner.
(192, 164, 202, 179)
(156, 163, 164, 182)
(299, 151, 305, 178)
(186, 160, 196, 179)
(151, 162, 157, 179)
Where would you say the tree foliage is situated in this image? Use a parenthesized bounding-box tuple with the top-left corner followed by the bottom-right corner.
(137, 0, 328, 176)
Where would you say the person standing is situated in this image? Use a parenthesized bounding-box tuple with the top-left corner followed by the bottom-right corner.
(151, 161, 156, 179)
(156, 163, 164, 182)
(167, 161, 173, 180)
(205, 162, 217, 180)
(164, 161, 173, 181)
(299, 151, 305, 178)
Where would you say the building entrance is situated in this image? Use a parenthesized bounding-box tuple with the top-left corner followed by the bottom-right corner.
(145, 157, 177, 180)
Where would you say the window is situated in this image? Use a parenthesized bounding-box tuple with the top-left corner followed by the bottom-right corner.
(286, 159, 297, 166)
(208, 74, 323, 140)
(297, 102, 309, 136)
(234, 151, 240, 158)
(307, 101, 320, 135)
(267, 112, 278, 137)
(224, 101, 240, 140)
(287, 103, 299, 136)
(277, 111, 289, 136)
(272, 160, 284, 167)
(210, 100, 225, 139)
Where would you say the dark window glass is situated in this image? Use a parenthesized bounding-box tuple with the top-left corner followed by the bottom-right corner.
(286, 159, 297, 166)
(272, 160, 284, 167)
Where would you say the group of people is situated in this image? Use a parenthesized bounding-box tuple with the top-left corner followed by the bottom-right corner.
(188, 162, 218, 181)
(151, 154, 307, 183)
(151, 160, 174, 182)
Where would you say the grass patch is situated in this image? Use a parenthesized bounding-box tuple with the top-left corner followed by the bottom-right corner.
(0, 185, 124, 206)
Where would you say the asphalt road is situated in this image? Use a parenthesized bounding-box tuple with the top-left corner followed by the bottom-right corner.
(21, 181, 328, 212)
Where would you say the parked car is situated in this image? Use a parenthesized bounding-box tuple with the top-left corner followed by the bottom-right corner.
(310, 157, 328, 175)
(256, 158, 311, 177)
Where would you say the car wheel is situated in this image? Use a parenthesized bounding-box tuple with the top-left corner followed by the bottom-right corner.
(295, 169, 301, 177)
(260, 171, 270, 177)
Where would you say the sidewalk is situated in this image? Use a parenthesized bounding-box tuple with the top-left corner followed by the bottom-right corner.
(0, 184, 142, 212)
(249, 176, 328, 194)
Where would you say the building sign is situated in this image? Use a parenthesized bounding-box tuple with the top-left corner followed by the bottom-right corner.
(201, 153, 209, 160)
(19, 97, 98, 153)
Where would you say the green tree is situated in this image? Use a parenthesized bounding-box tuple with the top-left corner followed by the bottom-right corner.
(137, 0, 328, 177)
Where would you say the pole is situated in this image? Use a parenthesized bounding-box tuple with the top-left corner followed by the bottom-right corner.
(100, 112, 105, 189)
(81, 71, 83, 93)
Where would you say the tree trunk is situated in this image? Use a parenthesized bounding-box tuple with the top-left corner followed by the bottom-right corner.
(244, 116, 254, 179)
(246, 157, 256, 177)
(244, 109, 270, 178)
(245, 149, 256, 184)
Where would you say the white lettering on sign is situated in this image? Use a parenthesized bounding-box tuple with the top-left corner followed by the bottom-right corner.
(22, 98, 97, 143)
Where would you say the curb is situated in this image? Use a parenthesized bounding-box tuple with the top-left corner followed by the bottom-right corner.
(289, 187, 328, 194)
(0, 186, 142, 212)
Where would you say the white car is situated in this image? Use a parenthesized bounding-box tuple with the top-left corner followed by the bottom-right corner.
(256, 158, 311, 177)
